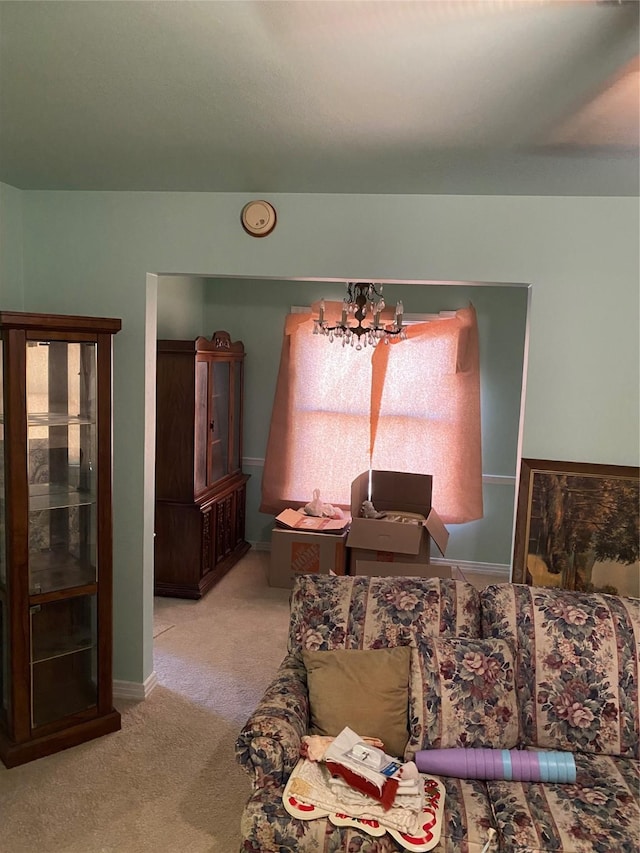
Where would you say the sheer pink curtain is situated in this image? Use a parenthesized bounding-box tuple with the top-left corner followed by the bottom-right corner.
(260, 303, 483, 524)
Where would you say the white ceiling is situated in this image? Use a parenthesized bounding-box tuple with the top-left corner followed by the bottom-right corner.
(0, 0, 638, 195)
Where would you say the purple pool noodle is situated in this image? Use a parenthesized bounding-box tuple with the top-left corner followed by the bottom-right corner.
(415, 748, 576, 783)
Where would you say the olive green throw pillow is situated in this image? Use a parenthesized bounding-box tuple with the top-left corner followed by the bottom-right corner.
(302, 646, 411, 759)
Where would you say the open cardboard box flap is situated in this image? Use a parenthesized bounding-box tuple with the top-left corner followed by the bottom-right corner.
(275, 508, 351, 534)
(350, 470, 433, 516)
(424, 507, 449, 557)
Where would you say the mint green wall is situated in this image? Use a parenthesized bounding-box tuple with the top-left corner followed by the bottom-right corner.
(15, 191, 639, 686)
(0, 182, 24, 308)
(195, 277, 528, 566)
(157, 275, 207, 339)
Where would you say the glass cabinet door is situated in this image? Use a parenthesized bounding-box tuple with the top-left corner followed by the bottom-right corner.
(27, 340, 97, 595)
(0, 336, 6, 721)
(232, 360, 242, 472)
(30, 595, 97, 727)
(208, 361, 229, 484)
(0, 336, 5, 591)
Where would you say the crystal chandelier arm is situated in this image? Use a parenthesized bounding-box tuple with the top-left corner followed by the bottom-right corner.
(312, 282, 407, 350)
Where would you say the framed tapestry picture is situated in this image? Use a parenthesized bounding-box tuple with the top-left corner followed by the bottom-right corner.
(513, 459, 639, 597)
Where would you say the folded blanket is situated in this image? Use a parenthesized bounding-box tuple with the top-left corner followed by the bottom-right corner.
(285, 758, 426, 835)
(325, 760, 400, 810)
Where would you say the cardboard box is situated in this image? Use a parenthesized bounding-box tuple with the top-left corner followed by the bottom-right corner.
(269, 528, 348, 589)
(275, 508, 351, 534)
(347, 470, 449, 566)
(353, 561, 466, 581)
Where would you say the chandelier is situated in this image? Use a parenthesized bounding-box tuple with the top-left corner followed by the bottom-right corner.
(313, 282, 406, 349)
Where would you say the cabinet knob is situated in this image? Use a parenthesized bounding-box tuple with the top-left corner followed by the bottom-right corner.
(209, 420, 215, 431)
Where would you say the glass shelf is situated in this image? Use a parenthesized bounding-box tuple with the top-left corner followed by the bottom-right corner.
(29, 483, 95, 512)
(29, 550, 96, 596)
(0, 413, 96, 427)
(29, 412, 95, 427)
(32, 634, 94, 665)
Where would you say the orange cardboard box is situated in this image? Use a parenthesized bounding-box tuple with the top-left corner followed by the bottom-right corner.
(269, 528, 348, 589)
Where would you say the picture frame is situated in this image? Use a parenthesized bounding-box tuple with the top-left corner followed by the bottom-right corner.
(513, 459, 639, 596)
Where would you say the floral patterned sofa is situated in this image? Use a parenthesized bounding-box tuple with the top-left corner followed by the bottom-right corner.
(235, 574, 639, 852)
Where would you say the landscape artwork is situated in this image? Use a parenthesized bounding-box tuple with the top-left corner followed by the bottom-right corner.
(513, 459, 640, 597)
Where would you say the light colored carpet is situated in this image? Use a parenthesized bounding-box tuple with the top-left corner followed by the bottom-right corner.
(0, 550, 291, 853)
(152, 619, 175, 639)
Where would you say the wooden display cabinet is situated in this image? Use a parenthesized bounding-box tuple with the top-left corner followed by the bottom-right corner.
(0, 311, 122, 767)
(154, 331, 250, 599)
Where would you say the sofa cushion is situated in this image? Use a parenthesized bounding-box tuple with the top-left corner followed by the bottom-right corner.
(406, 637, 520, 757)
(302, 646, 411, 758)
(486, 753, 640, 852)
(288, 574, 482, 653)
(480, 584, 640, 758)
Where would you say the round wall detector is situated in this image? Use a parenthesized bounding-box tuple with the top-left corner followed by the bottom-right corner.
(241, 200, 277, 237)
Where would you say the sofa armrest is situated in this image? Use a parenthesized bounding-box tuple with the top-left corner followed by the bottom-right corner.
(235, 652, 309, 788)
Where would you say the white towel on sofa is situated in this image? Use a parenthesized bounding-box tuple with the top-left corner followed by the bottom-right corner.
(285, 758, 425, 835)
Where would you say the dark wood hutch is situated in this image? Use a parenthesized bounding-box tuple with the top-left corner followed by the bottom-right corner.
(154, 331, 250, 599)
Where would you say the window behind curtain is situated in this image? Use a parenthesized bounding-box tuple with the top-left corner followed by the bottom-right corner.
(260, 304, 483, 524)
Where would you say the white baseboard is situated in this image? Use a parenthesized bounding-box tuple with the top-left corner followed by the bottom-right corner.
(431, 557, 510, 580)
(242, 457, 265, 468)
(113, 670, 158, 701)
